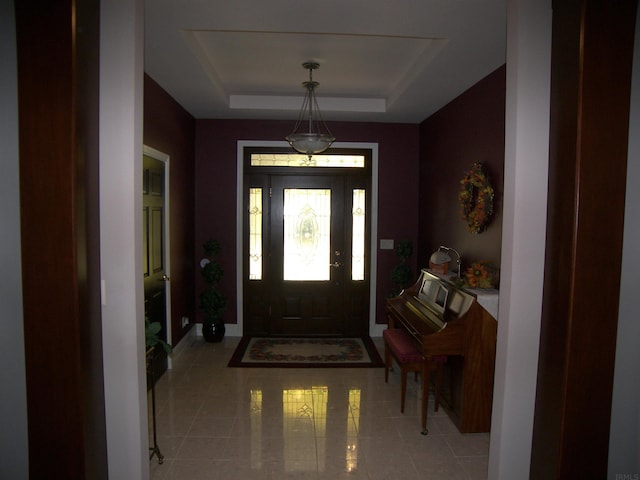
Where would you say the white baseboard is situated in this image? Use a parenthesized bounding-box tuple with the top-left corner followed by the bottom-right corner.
(369, 323, 385, 337)
(187, 322, 383, 342)
(191, 322, 242, 337)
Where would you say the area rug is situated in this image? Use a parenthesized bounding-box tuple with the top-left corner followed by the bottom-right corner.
(228, 336, 384, 368)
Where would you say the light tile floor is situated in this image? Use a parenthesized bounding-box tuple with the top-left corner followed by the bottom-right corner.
(149, 334, 489, 480)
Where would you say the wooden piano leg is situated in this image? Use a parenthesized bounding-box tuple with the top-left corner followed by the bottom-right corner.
(434, 363, 443, 412)
(420, 358, 430, 435)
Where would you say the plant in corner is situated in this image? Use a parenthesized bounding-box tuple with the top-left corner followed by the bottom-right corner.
(199, 239, 227, 342)
(145, 316, 172, 383)
(390, 240, 413, 297)
(145, 317, 173, 354)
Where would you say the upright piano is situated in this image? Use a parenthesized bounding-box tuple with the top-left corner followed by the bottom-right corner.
(386, 269, 497, 433)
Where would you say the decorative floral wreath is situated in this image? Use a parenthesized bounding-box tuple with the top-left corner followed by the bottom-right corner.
(459, 163, 494, 234)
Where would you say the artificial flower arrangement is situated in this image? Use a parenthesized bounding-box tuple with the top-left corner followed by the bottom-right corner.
(463, 261, 497, 289)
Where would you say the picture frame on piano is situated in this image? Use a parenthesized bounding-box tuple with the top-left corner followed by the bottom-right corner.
(417, 277, 449, 317)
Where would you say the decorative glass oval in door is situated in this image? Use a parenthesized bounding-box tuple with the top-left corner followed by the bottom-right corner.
(283, 188, 330, 281)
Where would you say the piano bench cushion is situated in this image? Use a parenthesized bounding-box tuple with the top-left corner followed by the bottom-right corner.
(383, 329, 447, 365)
(383, 328, 423, 364)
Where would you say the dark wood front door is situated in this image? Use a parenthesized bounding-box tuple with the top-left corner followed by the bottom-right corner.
(244, 162, 370, 337)
(270, 175, 344, 335)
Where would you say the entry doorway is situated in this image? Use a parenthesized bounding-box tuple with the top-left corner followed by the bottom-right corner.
(143, 146, 171, 376)
(242, 147, 372, 337)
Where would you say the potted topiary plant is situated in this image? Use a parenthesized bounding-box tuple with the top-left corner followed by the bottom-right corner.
(390, 240, 413, 297)
(199, 239, 227, 342)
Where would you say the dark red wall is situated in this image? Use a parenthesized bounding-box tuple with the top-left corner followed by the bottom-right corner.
(144, 74, 196, 345)
(419, 66, 506, 277)
(147, 65, 506, 332)
(194, 119, 420, 325)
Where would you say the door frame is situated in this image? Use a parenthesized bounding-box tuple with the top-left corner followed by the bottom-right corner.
(143, 145, 172, 364)
(233, 140, 382, 337)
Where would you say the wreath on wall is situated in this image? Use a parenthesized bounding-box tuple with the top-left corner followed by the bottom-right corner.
(459, 163, 494, 234)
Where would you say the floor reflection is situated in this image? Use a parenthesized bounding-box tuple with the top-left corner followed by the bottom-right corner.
(347, 388, 360, 473)
(246, 386, 361, 474)
(249, 389, 262, 470)
(283, 387, 325, 472)
(149, 336, 490, 480)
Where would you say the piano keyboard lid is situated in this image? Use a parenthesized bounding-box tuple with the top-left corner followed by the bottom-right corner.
(406, 296, 446, 331)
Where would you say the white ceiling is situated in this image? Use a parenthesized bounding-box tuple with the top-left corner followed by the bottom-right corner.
(145, 0, 507, 124)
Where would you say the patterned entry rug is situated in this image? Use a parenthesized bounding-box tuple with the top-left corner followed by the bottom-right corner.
(228, 336, 384, 368)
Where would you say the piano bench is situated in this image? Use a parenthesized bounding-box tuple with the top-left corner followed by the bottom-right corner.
(383, 328, 446, 414)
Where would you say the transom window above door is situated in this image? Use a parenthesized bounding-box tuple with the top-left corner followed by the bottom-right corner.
(250, 153, 365, 168)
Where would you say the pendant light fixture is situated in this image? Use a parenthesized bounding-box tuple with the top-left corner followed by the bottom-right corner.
(286, 61, 335, 159)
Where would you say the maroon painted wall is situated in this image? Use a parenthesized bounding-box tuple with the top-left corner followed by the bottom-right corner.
(419, 66, 506, 279)
(147, 65, 504, 333)
(144, 74, 196, 345)
(194, 119, 420, 326)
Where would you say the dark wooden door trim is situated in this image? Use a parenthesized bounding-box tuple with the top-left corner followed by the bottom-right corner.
(15, 0, 108, 477)
(530, 2, 638, 478)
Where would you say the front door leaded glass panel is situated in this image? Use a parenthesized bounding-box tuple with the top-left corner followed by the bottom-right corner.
(249, 187, 263, 280)
(283, 188, 331, 281)
(351, 189, 365, 281)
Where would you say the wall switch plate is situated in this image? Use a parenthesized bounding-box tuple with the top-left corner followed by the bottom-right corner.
(380, 239, 394, 250)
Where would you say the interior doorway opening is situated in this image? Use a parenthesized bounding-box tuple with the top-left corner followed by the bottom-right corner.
(142, 145, 172, 374)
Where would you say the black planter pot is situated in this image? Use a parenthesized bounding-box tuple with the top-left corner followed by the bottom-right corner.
(202, 320, 225, 343)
